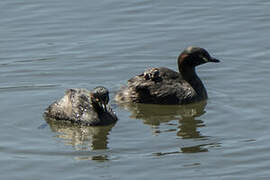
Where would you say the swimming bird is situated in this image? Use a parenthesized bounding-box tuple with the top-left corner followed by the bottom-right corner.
(44, 86, 117, 126)
(115, 46, 220, 105)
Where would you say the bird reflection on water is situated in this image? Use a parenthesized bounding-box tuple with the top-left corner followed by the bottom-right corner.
(118, 100, 215, 153)
(45, 117, 115, 161)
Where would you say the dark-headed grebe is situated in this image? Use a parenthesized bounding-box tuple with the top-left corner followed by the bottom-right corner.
(44, 86, 117, 126)
(115, 47, 220, 105)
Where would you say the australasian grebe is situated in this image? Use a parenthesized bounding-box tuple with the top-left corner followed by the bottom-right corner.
(44, 86, 117, 126)
(115, 46, 220, 105)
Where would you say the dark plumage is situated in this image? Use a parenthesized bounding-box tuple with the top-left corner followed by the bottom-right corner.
(44, 86, 117, 126)
(115, 46, 220, 105)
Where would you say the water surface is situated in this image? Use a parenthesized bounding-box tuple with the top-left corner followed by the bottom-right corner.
(1, 0, 270, 179)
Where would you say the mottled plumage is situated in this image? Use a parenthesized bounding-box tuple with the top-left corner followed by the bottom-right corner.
(44, 87, 117, 126)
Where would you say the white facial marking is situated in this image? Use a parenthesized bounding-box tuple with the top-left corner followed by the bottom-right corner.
(187, 46, 193, 52)
(202, 57, 209, 62)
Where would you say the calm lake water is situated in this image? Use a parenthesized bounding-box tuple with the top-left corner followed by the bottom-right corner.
(1, 0, 270, 179)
